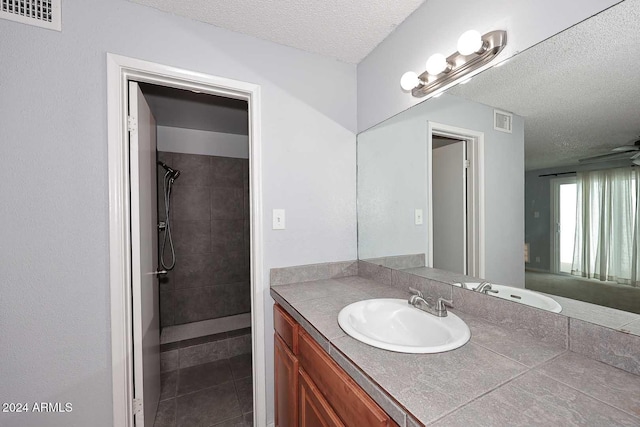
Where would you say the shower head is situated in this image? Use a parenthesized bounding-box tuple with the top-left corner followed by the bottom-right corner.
(157, 161, 181, 180)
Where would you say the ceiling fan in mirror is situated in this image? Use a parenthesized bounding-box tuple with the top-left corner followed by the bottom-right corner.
(578, 138, 640, 166)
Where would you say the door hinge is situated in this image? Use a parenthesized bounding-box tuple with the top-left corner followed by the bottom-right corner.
(128, 116, 138, 133)
(464, 159, 471, 168)
(132, 398, 143, 415)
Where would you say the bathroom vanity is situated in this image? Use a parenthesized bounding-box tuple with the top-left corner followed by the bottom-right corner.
(274, 304, 399, 427)
(271, 262, 640, 427)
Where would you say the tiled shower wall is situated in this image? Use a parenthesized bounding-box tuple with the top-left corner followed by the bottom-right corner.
(158, 151, 250, 327)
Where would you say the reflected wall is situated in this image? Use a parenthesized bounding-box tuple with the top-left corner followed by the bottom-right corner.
(358, 92, 525, 287)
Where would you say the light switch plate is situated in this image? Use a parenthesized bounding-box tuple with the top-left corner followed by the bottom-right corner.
(415, 209, 423, 225)
(273, 209, 285, 230)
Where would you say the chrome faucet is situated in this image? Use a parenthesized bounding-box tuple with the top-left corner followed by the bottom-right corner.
(408, 287, 453, 317)
(474, 281, 498, 294)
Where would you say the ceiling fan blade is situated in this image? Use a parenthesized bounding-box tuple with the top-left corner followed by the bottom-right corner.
(611, 145, 640, 152)
(579, 150, 640, 164)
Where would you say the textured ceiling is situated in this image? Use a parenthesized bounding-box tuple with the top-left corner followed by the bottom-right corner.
(139, 83, 248, 135)
(448, 0, 640, 171)
(129, 0, 427, 63)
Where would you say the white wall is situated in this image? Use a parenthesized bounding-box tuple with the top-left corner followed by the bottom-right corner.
(157, 126, 249, 158)
(0, 2, 356, 426)
(358, 93, 525, 287)
(357, 0, 621, 132)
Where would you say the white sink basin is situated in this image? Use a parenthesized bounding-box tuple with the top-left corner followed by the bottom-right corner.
(337, 298, 470, 354)
(462, 283, 562, 313)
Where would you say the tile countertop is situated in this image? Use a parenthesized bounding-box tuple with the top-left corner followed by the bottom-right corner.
(270, 276, 640, 427)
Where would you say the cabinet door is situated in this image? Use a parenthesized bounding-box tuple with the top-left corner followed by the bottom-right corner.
(300, 368, 345, 427)
(298, 331, 394, 427)
(275, 334, 298, 427)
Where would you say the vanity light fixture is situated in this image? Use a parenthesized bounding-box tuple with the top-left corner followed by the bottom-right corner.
(400, 30, 508, 98)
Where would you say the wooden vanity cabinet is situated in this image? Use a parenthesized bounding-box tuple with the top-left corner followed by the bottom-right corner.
(274, 305, 299, 427)
(299, 368, 344, 427)
(274, 303, 398, 427)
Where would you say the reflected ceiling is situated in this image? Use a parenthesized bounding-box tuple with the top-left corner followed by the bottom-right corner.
(448, 1, 640, 171)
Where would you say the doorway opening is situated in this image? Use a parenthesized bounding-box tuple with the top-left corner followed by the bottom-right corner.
(139, 82, 253, 426)
(551, 176, 577, 274)
(427, 122, 485, 278)
(108, 54, 265, 427)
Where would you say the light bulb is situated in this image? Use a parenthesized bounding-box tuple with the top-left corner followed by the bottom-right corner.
(457, 30, 483, 55)
(400, 71, 420, 91)
(425, 54, 448, 75)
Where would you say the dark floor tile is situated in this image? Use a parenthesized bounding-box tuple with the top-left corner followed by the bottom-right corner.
(243, 411, 253, 426)
(227, 328, 251, 338)
(153, 398, 176, 427)
(162, 331, 230, 353)
(176, 382, 241, 427)
(179, 339, 230, 368)
(177, 359, 233, 396)
(211, 416, 246, 426)
(234, 376, 254, 414)
(160, 371, 178, 401)
(229, 354, 253, 380)
(229, 333, 252, 357)
(161, 350, 179, 373)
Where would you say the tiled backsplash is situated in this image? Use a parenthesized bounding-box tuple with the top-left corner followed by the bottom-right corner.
(159, 151, 250, 327)
(356, 260, 639, 376)
(270, 260, 358, 286)
(361, 253, 426, 270)
(269, 259, 639, 377)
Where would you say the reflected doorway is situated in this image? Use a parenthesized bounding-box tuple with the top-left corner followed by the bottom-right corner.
(551, 177, 577, 274)
(427, 122, 485, 278)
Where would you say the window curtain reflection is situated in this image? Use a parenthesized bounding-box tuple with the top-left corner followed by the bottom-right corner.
(572, 167, 639, 287)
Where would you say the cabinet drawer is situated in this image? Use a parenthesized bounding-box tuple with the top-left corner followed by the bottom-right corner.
(299, 368, 345, 427)
(274, 304, 298, 354)
(298, 330, 396, 427)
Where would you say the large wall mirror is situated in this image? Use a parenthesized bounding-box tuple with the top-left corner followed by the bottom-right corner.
(357, 0, 640, 334)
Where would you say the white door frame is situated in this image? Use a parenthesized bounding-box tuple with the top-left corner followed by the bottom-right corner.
(427, 121, 485, 278)
(107, 53, 266, 427)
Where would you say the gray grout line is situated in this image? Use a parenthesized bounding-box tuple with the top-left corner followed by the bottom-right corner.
(619, 316, 640, 329)
(535, 369, 640, 421)
(428, 369, 532, 425)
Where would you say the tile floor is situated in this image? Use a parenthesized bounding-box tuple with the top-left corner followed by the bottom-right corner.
(154, 353, 253, 427)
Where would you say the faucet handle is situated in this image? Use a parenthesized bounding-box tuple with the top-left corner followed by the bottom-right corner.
(436, 297, 453, 311)
(409, 287, 424, 298)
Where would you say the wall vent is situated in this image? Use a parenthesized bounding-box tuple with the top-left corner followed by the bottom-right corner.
(1, 0, 61, 31)
(494, 109, 513, 133)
